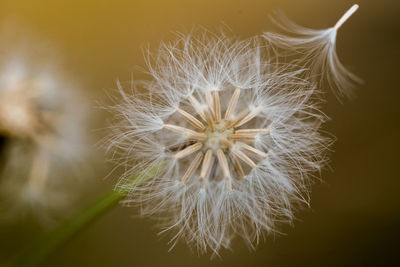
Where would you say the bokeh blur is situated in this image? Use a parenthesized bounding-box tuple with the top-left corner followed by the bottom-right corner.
(0, 0, 399, 266)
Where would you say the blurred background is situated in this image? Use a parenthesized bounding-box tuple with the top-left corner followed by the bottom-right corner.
(0, 0, 399, 266)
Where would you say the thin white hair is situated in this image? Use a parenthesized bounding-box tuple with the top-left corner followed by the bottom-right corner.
(263, 4, 361, 99)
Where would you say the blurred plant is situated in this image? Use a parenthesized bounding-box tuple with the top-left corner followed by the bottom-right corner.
(0, 57, 89, 223)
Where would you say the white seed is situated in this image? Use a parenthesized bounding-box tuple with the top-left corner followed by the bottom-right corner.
(235, 128, 270, 135)
(232, 147, 257, 168)
(217, 149, 230, 178)
(200, 149, 214, 179)
(205, 91, 214, 116)
(213, 91, 221, 122)
(222, 109, 250, 130)
(163, 124, 207, 140)
(234, 108, 261, 128)
(175, 142, 203, 159)
(224, 87, 241, 120)
(229, 133, 256, 141)
(236, 142, 268, 158)
(181, 152, 203, 183)
(176, 108, 205, 130)
(231, 154, 245, 179)
(188, 94, 206, 121)
(203, 107, 215, 131)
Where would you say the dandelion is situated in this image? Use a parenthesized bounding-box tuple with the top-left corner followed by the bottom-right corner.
(110, 32, 331, 253)
(263, 4, 361, 99)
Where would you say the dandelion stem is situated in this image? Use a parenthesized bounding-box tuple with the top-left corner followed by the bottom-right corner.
(6, 166, 160, 267)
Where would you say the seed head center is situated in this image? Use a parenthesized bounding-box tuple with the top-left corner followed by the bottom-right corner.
(204, 120, 233, 152)
(165, 89, 269, 185)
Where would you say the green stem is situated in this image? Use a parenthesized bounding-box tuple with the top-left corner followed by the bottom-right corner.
(7, 166, 159, 267)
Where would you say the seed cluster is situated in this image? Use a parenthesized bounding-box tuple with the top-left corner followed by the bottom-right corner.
(163, 88, 270, 189)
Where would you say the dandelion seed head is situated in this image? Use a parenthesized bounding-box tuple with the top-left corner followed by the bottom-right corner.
(110, 29, 332, 254)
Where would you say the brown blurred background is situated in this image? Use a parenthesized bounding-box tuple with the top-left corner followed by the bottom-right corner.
(0, 0, 399, 266)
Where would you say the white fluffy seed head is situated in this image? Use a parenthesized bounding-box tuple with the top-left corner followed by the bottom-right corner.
(109, 28, 334, 254)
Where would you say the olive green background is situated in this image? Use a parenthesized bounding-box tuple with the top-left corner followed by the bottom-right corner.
(0, 0, 399, 266)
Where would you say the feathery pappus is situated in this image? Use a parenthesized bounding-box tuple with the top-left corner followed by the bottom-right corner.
(263, 4, 361, 99)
